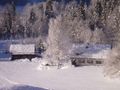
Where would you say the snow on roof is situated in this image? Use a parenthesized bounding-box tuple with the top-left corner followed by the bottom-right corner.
(71, 43, 111, 59)
(9, 44, 35, 55)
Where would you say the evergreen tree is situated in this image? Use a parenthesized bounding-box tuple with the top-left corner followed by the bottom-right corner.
(29, 9, 37, 24)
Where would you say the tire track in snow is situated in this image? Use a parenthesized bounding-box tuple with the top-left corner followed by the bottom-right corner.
(0, 75, 19, 85)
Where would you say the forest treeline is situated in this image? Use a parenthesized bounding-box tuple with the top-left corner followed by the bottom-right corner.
(0, 0, 119, 45)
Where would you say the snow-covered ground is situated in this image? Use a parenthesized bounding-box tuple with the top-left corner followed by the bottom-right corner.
(0, 60, 120, 90)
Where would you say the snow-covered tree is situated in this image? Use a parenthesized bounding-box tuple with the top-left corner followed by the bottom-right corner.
(21, 2, 48, 38)
(1, 2, 16, 39)
(44, 15, 72, 66)
(59, 0, 92, 43)
(104, 5, 120, 78)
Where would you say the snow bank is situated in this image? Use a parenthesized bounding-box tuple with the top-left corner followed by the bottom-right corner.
(13, 58, 30, 62)
(31, 58, 42, 63)
(37, 58, 73, 70)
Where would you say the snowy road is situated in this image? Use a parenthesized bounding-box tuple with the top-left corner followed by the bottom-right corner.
(0, 61, 120, 90)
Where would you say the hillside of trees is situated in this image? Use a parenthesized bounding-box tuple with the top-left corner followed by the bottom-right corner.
(0, 0, 119, 44)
